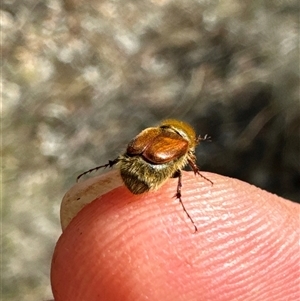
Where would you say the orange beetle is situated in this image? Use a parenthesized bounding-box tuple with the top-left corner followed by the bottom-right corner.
(77, 119, 212, 232)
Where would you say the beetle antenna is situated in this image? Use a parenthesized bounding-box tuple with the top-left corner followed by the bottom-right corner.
(197, 134, 211, 142)
(77, 158, 119, 182)
(175, 170, 198, 233)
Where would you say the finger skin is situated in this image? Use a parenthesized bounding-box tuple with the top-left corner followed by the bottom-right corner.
(51, 171, 300, 301)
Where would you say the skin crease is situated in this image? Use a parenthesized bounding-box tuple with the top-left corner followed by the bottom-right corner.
(51, 171, 300, 301)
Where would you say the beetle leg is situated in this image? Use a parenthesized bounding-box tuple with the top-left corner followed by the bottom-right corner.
(77, 158, 119, 182)
(174, 170, 198, 233)
(188, 156, 213, 185)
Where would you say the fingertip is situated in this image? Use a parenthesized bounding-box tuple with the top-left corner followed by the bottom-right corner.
(52, 171, 300, 301)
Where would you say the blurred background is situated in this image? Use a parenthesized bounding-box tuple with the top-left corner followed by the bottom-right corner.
(2, 0, 299, 299)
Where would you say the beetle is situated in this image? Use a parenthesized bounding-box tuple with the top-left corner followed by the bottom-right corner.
(77, 119, 212, 232)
